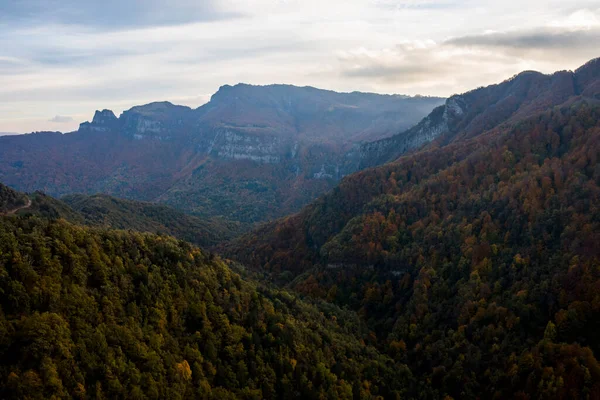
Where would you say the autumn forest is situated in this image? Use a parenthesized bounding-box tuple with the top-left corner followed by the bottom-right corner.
(1, 57, 600, 399)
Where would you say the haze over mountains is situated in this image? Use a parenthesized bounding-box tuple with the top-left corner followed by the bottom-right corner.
(0, 84, 443, 226)
(359, 58, 600, 168)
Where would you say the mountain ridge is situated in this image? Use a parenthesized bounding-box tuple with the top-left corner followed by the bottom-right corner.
(0, 84, 444, 226)
(0, 182, 239, 248)
(358, 59, 600, 168)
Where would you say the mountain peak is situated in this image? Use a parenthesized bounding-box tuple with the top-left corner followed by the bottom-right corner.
(79, 109, 118, 132)
(575, 57, 600, 74)
(125, 101, 192, 118)
(92, 109, 117, 125)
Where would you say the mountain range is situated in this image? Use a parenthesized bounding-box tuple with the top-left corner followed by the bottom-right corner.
(0, 85, 444, 227)
(1, 57, 600, 399)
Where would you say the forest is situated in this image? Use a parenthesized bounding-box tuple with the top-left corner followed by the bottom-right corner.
(228, 100, 600, 398)
(1, 60, 600, 399)
(0, 214, 413, 399)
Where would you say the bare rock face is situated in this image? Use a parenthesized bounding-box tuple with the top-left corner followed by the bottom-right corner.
(209, 130, 283, 164)
(93, 109, 118, 124)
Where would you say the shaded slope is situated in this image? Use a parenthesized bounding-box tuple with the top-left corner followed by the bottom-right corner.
(62, 193, 241, 247)
(1, 185, 237, 248)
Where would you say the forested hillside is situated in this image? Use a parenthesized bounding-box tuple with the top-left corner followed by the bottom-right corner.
(0, 215, 411, 399)
(0, 185, 240, 248)
(0, 185, 238, 248)
(61, 194, 240, 247)
(2, 58, 600, 399)
(0, 184, 28, 214)
(228, 98, 600, 396)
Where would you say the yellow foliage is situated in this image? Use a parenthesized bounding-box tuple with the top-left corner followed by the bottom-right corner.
(176, 360, 192, 381)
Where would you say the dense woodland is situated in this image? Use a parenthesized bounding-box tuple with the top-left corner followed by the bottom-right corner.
(229, 100, 600, 398)
(0, 215, 412, 399)
(1, 60, 600, 399)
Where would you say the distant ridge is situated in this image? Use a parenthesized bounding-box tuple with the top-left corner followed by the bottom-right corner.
(357, 57, 600, 168)
(0, 84, 444, 226)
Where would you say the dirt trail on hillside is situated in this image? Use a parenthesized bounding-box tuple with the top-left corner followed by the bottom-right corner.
(2, 198, 32, 216)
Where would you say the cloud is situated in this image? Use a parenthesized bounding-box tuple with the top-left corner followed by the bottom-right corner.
(0, 0, 242, 30)
(373, 0, 462, 10)
(446, 28, 600, 57)
(1, 1, 600, 132)
(336, 9, 600, 95)
(337, 42, 522, 95)
(49, 115, 74, 123)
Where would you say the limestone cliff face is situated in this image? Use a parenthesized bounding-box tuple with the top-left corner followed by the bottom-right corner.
(1, 84, 445, 224)
(201, 129, 283, 164)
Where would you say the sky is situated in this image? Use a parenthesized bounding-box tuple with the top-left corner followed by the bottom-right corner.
(1, 0, 599, 133)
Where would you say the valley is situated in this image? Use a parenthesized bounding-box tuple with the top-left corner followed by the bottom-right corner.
(1, 57, 599, 399)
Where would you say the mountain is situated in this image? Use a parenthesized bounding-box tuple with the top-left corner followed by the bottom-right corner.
(0, 212, 413, 399)
(0, 85, 444, 226)
(226, 58, 600, 398)
(358, 57, 600, 168)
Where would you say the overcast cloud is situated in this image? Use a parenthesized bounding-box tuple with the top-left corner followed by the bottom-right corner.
(1, 0, 599, 133)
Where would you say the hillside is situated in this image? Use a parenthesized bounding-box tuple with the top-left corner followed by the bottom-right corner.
(0, 183, 29, 214)
(0, 185, 238, 248)
(0, 86, 443, 225)
(61, 193, 240, 247)
(0, 214, 412, 399)
(227, 63, 600, 397)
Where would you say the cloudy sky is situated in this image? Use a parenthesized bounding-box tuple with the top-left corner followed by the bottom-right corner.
(1, 0, 599, 133)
